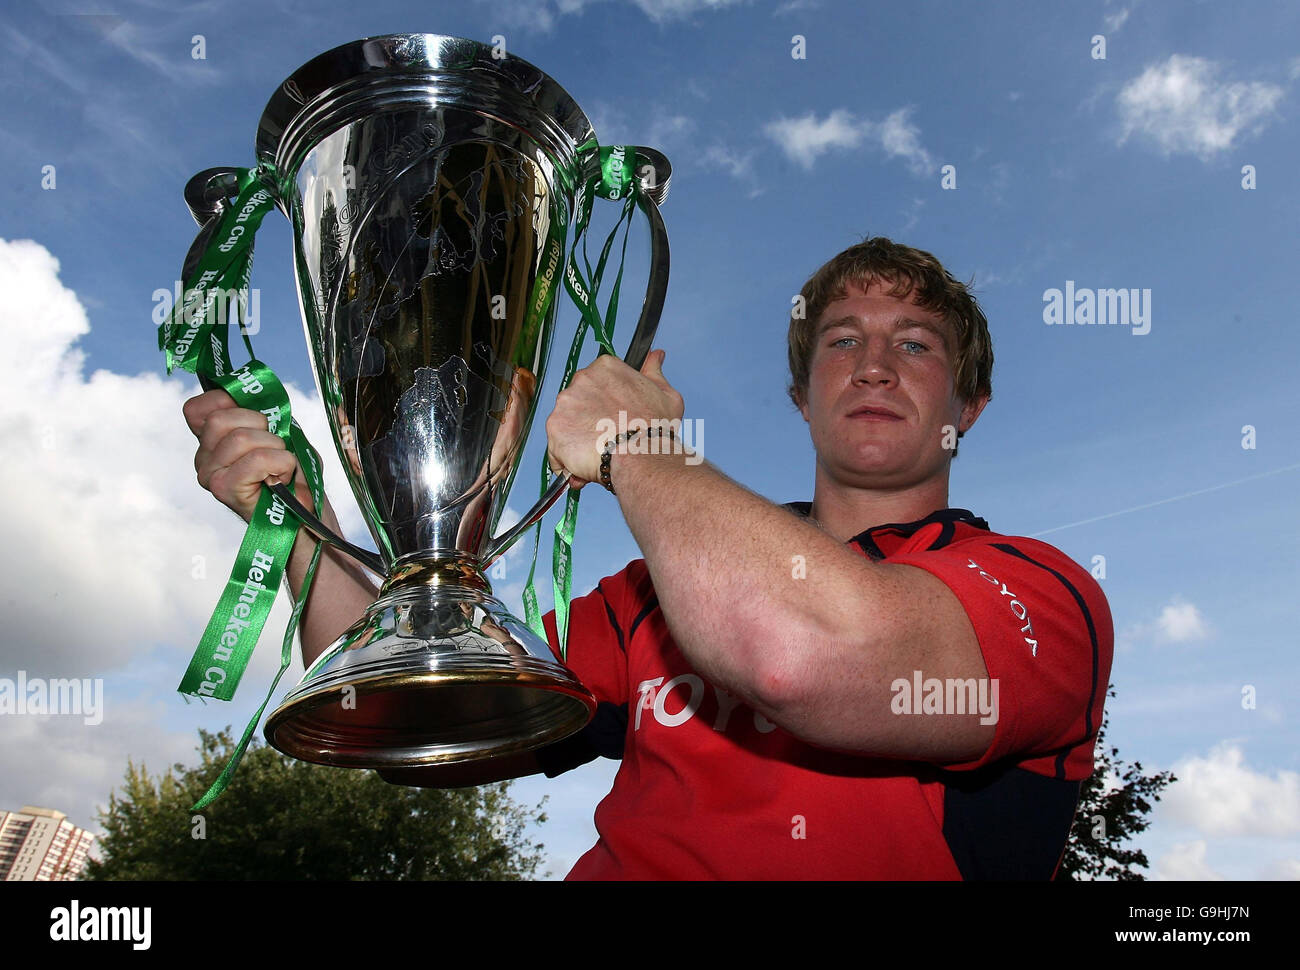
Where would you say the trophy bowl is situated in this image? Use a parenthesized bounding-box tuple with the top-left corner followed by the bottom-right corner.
(183, 34, 670, 782)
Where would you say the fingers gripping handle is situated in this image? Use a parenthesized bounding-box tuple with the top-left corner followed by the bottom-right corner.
(481, 148, 671, 566)
(193, 371, 387, 577)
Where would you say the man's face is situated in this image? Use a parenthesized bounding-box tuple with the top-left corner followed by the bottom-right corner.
(797, 279, 987, 489)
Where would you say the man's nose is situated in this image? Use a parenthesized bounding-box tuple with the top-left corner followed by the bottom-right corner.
(851, 338, 898, 385)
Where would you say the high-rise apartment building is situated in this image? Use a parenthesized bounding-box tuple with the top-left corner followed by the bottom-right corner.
(0, 806, 95, 880)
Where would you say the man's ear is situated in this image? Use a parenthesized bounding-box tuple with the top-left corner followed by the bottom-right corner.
(958, 391, 990, 432)
(794, 386, 810, 423)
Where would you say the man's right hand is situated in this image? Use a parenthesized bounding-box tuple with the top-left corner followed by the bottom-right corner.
(183, 386, 380, 668)
(183, 387, 312, 523)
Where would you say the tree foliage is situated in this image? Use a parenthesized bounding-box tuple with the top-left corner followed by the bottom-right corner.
(86, 728, 546, 880)
(1059, 686, 1176, 880)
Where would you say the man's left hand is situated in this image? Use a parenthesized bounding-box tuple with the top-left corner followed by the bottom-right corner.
(544, 348, 683, 488)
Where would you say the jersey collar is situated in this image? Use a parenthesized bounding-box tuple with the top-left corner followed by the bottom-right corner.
(782, 503, 990, 560)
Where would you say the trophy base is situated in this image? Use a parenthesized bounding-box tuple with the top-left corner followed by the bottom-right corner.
(263, 564, 594, 780)
(375, 750, 547, 789)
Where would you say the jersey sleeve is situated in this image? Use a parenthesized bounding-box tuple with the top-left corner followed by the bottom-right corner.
(887, 538, 1113, 780)
(540, 562, 639, 706)
(532, 562, 641, 778)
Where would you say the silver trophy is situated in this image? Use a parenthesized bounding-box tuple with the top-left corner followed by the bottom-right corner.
(181, 34, 669, 785)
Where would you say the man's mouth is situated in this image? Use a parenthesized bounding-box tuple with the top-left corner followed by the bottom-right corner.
(847, 405, 903, 420)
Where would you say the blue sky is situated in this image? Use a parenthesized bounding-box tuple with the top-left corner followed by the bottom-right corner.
(1, 0, 1297, 880)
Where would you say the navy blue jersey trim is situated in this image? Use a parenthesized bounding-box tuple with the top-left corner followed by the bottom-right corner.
(628, 597, 660, 643)
(991, 542, 1102, 782)
(941, 764, 1082, 879)
(855, 534, 887, 561)
(782, 502, 989, 552)
(927, 517, 956, 550)
(596, 581, 626, 653)
(860, 507, 990, 542)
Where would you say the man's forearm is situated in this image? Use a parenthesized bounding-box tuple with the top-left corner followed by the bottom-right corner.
(282, 495, 380, 669)
(607, 450, 867, 715)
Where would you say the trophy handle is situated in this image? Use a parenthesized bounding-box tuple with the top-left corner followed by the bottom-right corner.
(182, 166, 389, 578)
(181, 167, 243, 281)
(267, 480, 387, 576)
(480, 147, 671, 567)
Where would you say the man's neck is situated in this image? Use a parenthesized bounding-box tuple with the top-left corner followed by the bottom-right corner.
(807, 471, 951, 543)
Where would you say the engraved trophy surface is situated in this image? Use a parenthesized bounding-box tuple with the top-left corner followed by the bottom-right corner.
(200, 34, 672, 784)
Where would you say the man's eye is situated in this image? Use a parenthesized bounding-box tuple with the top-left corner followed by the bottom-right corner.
(831, 336, 856, 348)
(902, 340, 928, 353)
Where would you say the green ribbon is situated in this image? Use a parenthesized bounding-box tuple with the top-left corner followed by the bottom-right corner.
(521, 141, 639, 659)
(159, 165, 327, 808)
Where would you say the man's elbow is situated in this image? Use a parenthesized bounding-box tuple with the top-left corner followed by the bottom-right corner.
(739, 612, 997, 760)
(738, 609, 869, 733)
(701, 605, 809, 718)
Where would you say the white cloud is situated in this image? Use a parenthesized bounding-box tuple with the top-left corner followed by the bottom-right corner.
(899, 197, 925, 232)
(473, 0, 559, 31)
(764, 107, 934, 176)
(700, 143, 764, 197)
(1155, 601, 1209, 642)
(0, 693, 195, 837)
(0, 25, 192, 189)
(1117, 597, 1210, 649)
(1103, 6, 1131, 33)
(984, 160, 1013, 205)
(684, 78, 710, 101)
(648, 114, 697, 147)
(0, 237, 365, 679)
(1261, 858, 1300, 880)
(583, 106, 694, 158)
(2, 25, 91, 99)
(580, 109, 756, 197)
(1116, 54, 1285, 159)
(774, 0, 821, 14)
(1161, 743, 1300, 837)
(630, 0, 749, 22)
(99, 20, 221, 86)
(876, 108, 934, 174)
(473, 0, 745, 29)
(701, 144, 752, 179)
(765, 108, 861, 167)
(1154, 840, 1224, 880)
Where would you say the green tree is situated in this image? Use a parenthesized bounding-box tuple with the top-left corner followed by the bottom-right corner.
(86, 728, 546, 880)
(1059, 686, 1176, 880)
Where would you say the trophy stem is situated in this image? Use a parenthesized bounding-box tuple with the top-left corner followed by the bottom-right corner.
(380, 552, 488, 597)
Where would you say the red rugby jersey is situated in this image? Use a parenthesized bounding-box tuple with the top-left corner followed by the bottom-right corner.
(538, 506, 1113, 880)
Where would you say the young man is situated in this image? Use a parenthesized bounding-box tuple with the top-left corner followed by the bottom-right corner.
(185, 236, 1112, 880)
(536, 236, 1112, 879)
